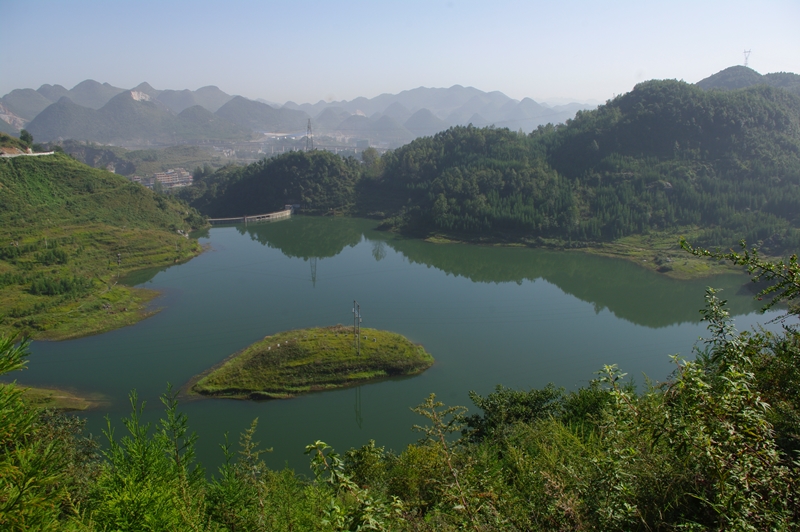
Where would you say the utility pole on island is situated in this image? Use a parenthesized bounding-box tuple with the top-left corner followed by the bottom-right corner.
(353, 300, 361, 356)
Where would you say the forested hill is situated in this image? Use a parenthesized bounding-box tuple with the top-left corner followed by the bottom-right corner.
(180, 150, 362, 217)
(696, 65, 800, 96)
(376, 80, 800, 253)
(183, 79, 800, 255)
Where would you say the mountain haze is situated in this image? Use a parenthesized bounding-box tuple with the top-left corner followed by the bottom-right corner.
(0, 88, 54, 121)
(215, 96, 309, 133)
(8, 66, 796, 148)
(36, 83, 69, 102)
(67, 79, 127, 109)
(26, 90, 251, 144)
(2, 79, 597, 146)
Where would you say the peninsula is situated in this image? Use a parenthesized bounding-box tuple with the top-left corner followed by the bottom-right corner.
(189, 325, 434, 399)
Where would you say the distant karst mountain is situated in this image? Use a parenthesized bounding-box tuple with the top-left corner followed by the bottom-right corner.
(0, 80, 236, 136)
(404, 108, 449, 138)
(215, 96, 308, 133)
(2, 79, 598, 146)
(67, 80, 127, 109)
(0, 88, 54, 121)
(291, 84, 590, 136)
(26, 90, 250, 144)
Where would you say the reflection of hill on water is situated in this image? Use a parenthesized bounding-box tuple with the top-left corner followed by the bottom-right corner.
(181, 218, 760, 329)
(377, 237, 761, 329)
(239, 217, 366, 260)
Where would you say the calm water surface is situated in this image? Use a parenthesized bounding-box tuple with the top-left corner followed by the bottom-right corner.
(19, 217, 777, 471)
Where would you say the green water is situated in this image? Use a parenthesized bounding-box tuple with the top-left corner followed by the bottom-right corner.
(20, 217, 776, 471)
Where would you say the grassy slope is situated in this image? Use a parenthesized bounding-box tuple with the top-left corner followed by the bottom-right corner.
(190, 325, 434, 399)
(0, 134, 30, 152)
(0, 145, 204, 339)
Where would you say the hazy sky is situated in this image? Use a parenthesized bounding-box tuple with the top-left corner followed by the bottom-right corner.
(2, 0, 798, 105)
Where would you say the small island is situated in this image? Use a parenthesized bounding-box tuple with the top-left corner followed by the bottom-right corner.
(189, 325, 434, 400)
(21, 386, 105, 411)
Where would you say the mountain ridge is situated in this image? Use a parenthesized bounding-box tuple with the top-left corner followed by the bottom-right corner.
(3, 80, 596, 146)
(6, 66, 797, 148)
(696, 65, 800, 95)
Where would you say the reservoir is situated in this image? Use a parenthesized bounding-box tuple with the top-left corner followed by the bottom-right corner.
(18, 217, 777, 471)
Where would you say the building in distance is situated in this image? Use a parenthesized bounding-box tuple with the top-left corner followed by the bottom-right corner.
(129, 168, 193, 189)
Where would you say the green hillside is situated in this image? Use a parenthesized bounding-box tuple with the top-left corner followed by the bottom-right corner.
(376, 80, 800, 255)
(697, 65, 800, 96)
(0, 139, 205, 339)
(0, 133, 30, 153)
(179, 79, 800, 275)
(182, 150, 362, 217)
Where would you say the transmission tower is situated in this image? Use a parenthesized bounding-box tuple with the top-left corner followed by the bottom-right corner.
(306, 119, 314, 151)
(743, 49, 751, 67)
(310, 257, 317, 287)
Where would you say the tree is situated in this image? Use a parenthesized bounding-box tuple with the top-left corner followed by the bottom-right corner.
(0, 338, 75, 530)
(361, 147, 379, 166)
(681, 239, 799, 316)
(86, 387, 208, 530)
(18, 130, 32, 146)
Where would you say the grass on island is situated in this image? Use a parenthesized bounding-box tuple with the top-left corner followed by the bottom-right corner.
(189, 325, 434, 400)
(20, 385, 106, 411)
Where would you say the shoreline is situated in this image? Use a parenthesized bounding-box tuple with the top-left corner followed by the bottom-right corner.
(19, 384, 109, 411)
(403, 227, 747, 280)
(3, 240, 205, 342)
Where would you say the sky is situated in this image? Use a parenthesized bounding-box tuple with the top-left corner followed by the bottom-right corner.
(2, 0, 799, 105)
